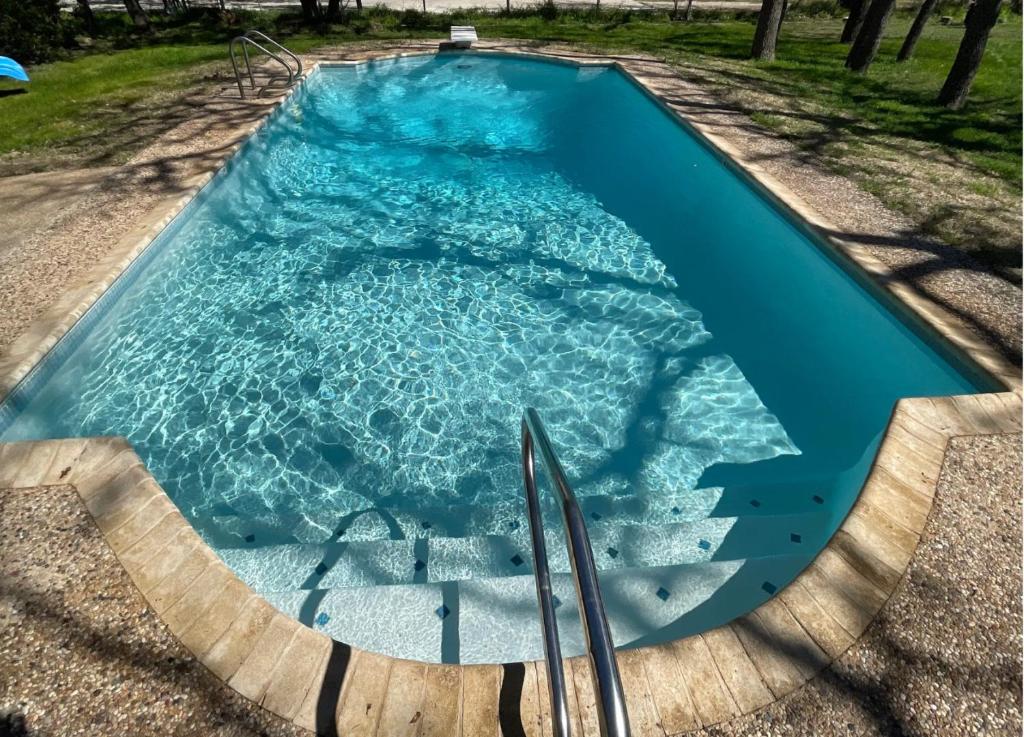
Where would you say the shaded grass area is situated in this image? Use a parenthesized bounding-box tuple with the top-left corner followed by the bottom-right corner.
(0, 7, 1019, 263)
(0, 45, 226, 167)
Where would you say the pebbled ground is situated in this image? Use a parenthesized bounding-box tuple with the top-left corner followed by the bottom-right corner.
(692, 433, 1022, 737)
(0, 484, 307, 737)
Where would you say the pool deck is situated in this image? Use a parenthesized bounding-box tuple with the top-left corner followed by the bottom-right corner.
(0, 42, 1020, 737)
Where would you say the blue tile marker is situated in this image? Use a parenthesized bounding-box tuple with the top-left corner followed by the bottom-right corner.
(315, 612, 330, 627)
(414, 558, 426, 571)
(435, 605, 450, 620)
(697, 539, 711, 551)
(606, 546, 619, 559)
(510, 554, 524, 567)
(656, 587, 671, 601)
(790, 533, 802, 543)
(762, 581, 777, 594)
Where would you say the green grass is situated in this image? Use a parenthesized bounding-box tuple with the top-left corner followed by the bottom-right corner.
(0, 45, 225, 157)
(0, 7, 1020, 261)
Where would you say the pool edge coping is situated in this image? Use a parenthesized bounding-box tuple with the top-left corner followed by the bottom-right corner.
(0, 44, 1020, 735)
(1, 392, 1020, 734)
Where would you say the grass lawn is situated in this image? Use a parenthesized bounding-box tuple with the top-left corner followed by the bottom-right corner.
(0, 7, 1019, 270)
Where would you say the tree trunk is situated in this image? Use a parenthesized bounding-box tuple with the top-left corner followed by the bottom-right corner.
(751, 0, 786, 60)
(845, 0, 895, 71)
(327, 0, 340, 17)
(840, 0, 867, 42)
(298, 0, 322, 20)
(963, 0, 977, 26)
(938, 0, 1002, 108)
(77, 0, 96, 31)
(897, 0, 938, 60)
(123, 0, 150, 30)
(780, 0, 790, 22)
(684, 0, 694, 18)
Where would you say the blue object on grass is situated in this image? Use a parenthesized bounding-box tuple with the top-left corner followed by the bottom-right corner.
(0, 57, 29, 83)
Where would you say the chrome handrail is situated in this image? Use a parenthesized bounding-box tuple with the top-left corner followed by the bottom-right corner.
(229, 36, 295, 98)
(243, 30, 303, 78)
(521, 408, 630, 737)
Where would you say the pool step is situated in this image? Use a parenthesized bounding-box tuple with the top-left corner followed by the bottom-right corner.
(216, 510, 830, 593)
(262, 553, 810, 664)
(206, 476, 837, 548)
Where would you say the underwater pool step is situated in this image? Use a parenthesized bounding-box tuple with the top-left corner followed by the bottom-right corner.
(216, 510, 830, 593)
(207, 478, 837, 547)
(262, 553, 810, 664)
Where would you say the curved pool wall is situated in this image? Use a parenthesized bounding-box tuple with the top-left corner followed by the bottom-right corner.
(0, 54, 996, 664)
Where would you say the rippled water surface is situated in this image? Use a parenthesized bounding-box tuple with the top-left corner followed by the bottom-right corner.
(0, 56, 988, 658)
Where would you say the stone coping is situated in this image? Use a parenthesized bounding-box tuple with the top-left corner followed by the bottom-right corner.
(1, 392, 1020, 735)
(0, 44, 1021, 737)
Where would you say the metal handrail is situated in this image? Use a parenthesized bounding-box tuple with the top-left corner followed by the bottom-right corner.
(243, 30, 303, 78)
(521, 408, 630, 737)
(229, 35, 295, 99)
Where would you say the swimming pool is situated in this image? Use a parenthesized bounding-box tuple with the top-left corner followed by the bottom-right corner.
(0, 53, 996, 664)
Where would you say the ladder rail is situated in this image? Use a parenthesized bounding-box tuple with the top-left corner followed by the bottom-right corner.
(229, 35, 295, 98)
(522, 416, 573, 737)
(243, 30, 303, 78)
(521, 408, 631, 737)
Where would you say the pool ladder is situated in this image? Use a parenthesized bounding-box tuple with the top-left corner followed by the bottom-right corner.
(229, 30, 302, 99)
(521, 408, 631, 737)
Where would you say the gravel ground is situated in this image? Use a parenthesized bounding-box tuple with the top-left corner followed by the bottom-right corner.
(0, 86, 272, 355)
(0, 437, 1018, 737)
(0, 485, 308, 737)
(692, 433, 1023, 737)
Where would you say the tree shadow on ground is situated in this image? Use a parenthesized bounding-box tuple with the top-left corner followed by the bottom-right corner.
(0, 576, 309, 736)
(3, 547, 1017, 737)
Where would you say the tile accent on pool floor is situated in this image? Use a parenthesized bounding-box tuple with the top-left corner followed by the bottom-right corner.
(0, 45, 1021, 737)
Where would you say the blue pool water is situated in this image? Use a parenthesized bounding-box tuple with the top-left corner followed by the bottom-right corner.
(0, 54, 993, 663)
